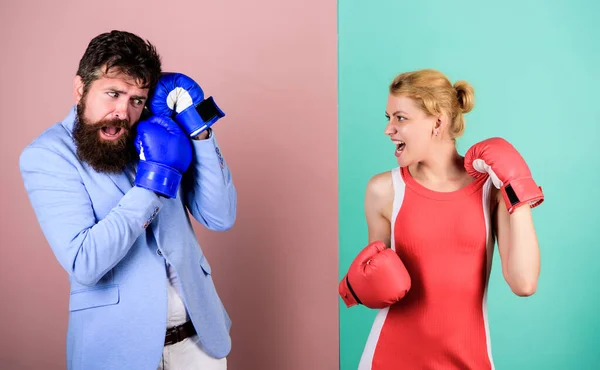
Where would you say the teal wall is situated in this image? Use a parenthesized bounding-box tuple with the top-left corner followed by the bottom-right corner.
(338, 0, 600, 368)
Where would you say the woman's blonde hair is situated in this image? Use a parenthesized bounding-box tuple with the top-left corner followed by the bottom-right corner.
(389, 69, 474, 139)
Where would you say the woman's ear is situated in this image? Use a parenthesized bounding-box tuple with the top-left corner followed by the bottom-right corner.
(431, 116, 440, 135)
(436, 113, 446, 129)
(432, 114, 446, 137)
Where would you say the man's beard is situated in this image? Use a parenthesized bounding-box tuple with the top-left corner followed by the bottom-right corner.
(73, 99, 138, 174)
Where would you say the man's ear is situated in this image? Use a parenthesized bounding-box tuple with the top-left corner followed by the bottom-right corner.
(73, 75, 84, 103)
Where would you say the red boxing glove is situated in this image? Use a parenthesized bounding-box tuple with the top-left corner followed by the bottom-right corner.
(464, 137, 544, 214)
(339, 241, 411, 309)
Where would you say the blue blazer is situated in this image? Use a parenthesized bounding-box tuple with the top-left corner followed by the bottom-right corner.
(19, 107, 237, 370)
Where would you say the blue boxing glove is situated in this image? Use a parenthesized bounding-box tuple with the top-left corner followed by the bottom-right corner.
(134, 115, 192, 199)
(148, 72, 225, 137)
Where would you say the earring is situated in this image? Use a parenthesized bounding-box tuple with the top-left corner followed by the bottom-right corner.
(434, 129, 439, 136)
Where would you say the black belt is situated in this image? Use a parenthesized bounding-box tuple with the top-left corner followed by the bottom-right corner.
(165, 320, 197, 346)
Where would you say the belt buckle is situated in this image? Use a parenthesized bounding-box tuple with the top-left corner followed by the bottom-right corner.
(165, 325, 181, 346)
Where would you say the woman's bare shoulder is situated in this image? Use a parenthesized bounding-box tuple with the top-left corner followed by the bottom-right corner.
(365, 170, 395, 221)
(366, 170, 394, 197)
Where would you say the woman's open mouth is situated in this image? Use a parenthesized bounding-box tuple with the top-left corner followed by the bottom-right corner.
(395, 141, 405, 157)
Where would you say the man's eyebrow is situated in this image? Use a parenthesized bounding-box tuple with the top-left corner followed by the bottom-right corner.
(105, 87, 126, 94)
(105, 87, 147, 100)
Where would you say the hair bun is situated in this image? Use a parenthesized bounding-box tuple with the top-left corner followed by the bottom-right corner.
(454, 80, 474, 113)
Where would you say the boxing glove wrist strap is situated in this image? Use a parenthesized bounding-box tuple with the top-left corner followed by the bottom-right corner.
(346, 276, 362, 305)
(339, 276, 362, 308)
(135, 161, 182, 199)
(176, 97, 225, 137)
(502, 177, 544, 214)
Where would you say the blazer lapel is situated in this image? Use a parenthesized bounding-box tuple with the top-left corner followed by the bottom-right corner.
(107, 171, 133, 196)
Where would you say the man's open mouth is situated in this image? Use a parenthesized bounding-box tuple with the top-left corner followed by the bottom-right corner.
(99, 126, 125, 141)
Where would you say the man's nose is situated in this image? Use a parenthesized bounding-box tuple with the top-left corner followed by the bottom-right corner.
(113, 99, 129, 121)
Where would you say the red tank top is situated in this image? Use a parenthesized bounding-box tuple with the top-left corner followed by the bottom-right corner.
(359, 166, 496, 370)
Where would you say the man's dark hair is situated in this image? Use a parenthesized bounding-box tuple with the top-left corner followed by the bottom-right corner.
(76, 30, 162, 94)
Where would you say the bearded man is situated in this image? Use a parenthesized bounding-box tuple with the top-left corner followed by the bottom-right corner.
(20, 30, 236, 370)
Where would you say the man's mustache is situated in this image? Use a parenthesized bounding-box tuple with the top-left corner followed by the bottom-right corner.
(86, 118, 131, 131)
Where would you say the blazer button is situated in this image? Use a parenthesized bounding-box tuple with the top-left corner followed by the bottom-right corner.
(157, 249, 163, 256)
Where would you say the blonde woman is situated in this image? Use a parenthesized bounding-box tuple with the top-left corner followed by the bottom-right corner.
(340, 69, 543, 369)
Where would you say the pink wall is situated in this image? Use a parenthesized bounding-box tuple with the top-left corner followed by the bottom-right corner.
(0, 1, 338, 369)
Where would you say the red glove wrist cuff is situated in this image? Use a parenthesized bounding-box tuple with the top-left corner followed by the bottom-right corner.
(501, 177, 544, 214)
(339, 275, 361, 308)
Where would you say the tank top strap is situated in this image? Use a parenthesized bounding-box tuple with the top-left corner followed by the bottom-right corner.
(390, 167, 406, 252)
